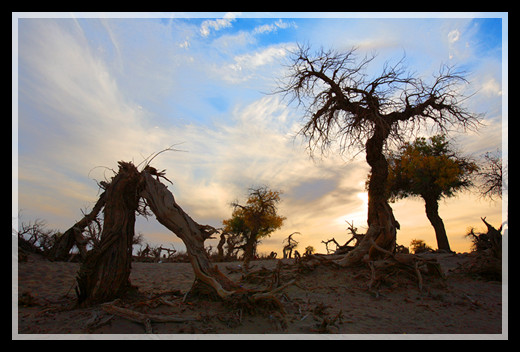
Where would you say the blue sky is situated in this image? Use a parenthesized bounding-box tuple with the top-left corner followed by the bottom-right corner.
(13, 12, 507, 254)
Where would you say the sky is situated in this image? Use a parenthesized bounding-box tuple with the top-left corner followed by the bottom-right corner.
(13, 12, 507, 256)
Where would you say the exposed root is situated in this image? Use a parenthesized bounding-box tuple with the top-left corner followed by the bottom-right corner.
(363, 236, 445, 294)
(222, 277, 298, 319)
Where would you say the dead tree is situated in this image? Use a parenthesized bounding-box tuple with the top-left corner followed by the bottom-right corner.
(282, 232, 300, 259)
(139, 164, 297, 305)
(63, 159, 294, 309)
(47, 193, 106, 261)
(158, 245, 177, 261)
(463, 217, 502, 281)
(336, 220, 365, 254)
(321, 221, 365, 255)
(216, 230, 242, 261)
(277, 44, 481, 266)
(321, 238, 341, 254)
(139, 167, 239, 298)
(76, 162, 141, 306)
(466, 217, 502, 259)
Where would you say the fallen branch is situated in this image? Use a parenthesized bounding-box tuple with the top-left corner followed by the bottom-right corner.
(101, 301, 198, 333)
(251, 279, 297, 301)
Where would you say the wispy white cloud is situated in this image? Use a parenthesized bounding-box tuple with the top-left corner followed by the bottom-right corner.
(215, 43, 296, 84)
(252, 19, 297, 35)
(200, 12, 240, 37)
(16, 15, 505, 254)
(17, 19, 369, 253)
(448, 29, 461, 44)
(230, 45, 292, 71)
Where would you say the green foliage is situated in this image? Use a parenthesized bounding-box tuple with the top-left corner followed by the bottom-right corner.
(386, 135, 478, 202)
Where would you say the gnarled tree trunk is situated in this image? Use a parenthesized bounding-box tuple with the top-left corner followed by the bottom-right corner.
(242, 234, 257, 271)
(139, 169, 239, 299)
(337, 124, 399, 266)
(75, 162, 141, 306)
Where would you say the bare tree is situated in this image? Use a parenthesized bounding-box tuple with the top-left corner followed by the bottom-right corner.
(75, 162, 141, 306)
(478, 149, 505, 201)
(47, 195, 106, 262)
(278, 45, 481, 266)
(282, 232, 300, 258)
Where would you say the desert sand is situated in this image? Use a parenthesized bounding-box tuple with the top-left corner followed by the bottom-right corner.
(15, 251, 505, 339)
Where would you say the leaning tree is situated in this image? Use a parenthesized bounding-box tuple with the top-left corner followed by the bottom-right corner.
(61, 157, 291, 308)
(385, 135, 478, 252)
(277, 45, 481, 266)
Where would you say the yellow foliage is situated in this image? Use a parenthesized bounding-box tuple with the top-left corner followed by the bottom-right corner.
(387, 135, 477, 200)
(222, 187, 285, 240)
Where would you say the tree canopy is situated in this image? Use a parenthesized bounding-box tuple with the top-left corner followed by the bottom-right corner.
(277, 44, 481, 263)
(386, 134, 478, 202)
(222, 186, 285, 268)
(385, 135, 478, 251)
(477, 150, 504, 201)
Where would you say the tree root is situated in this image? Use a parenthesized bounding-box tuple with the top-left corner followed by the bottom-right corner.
(363, 237, 445, 294)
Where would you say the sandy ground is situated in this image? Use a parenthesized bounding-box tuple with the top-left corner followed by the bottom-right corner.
(14, 251, 506, 339)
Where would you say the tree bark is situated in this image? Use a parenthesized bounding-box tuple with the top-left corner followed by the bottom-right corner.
(337, 124, 399, 266)
(139, 170, 238, 299)
(242, 234, 257, 271)
(424, 196, 452, 252)
(75, 162, 141, 306)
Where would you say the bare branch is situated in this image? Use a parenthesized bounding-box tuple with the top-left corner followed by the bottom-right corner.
(277, 44, 483, 156)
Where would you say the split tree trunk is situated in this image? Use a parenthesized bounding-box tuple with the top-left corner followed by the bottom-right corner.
(140, 169, 238, 299)
(75, 162, 141, 306)
(424, 196, 451, 252)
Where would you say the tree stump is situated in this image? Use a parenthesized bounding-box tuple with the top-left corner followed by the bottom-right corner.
(75, 162, 141, 306)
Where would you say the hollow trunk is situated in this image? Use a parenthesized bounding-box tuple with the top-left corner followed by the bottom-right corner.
(424, 196, 451, 252)
(140, 170, 238, 299)
(337, 124, 398, 266)
(75, 162, 141, 306)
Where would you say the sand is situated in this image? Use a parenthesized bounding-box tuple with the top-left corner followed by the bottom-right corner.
(14, 251, 506, 339)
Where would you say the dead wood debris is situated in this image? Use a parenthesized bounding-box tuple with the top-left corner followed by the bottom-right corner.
(101, 299, 198, 334)
(364, 237, 445, 295)
(84, 310, 115, 332)
(310, 309, 344, 333)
